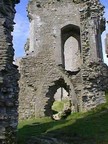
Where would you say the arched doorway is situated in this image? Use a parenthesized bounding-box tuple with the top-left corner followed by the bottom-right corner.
(52, 87, 69, 113)
(44, 78, 78, 116)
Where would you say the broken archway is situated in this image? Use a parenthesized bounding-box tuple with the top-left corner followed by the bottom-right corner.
(44, 78, 79, 117)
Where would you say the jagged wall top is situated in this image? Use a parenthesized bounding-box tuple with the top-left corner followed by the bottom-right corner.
(28, 0, 104, 13)
(28, 0, 102, 4)
(28, 0, 105, 23)
(28, 0, 79, 8)
(27, 0, 80, 21)
(28, 0, 78, 4)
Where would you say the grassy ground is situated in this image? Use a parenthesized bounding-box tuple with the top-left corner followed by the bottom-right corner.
(18, 92, 108, 144)
(52, 99, 69, 112)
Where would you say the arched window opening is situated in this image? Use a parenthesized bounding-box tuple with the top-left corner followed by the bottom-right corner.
(64, 36, 80, 71)
(61, 24, 81, 72)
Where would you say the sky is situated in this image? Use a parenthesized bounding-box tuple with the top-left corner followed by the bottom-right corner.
(100, 0, 108, 65)
(13, 0, 29, 58)
(13, 0, 108, 65)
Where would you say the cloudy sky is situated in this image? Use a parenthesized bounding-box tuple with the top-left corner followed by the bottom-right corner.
(13, 0, 108, 64)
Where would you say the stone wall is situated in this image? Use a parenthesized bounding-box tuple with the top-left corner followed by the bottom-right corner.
(0, 0, 19, 143)
(105, 34, 108, 57)
(18, 47, 80, 119)
(27, 0, 80, 65)
(80, 0, 106, 111)
(18, 0, 107, 120)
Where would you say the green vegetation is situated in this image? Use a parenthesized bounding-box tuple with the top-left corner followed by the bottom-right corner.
(52, 100, 64, 112)
(52, 99, 69, 112)
(18, 92, 108, 144)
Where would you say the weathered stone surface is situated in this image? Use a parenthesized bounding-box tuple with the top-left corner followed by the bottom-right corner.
(79, 0, 107, 111)
(17, 0, 108, 120)
(105, 34, 108, 57)
(0, 0, 19, 143)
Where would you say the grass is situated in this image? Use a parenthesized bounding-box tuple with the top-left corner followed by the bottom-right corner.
(52, 99, 69, 112)
(18, 92, 108, 144)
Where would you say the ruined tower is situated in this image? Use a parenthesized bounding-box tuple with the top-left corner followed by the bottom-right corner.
(18, 0, 106, 119)
(0, 0, 19, 143)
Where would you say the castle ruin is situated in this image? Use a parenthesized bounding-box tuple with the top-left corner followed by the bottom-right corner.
(18, 0, 107, 119)
(0, 0, 108, 143)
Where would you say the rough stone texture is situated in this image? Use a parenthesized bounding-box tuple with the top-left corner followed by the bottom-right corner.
(0, 0, 19, 143)
(18, 49, 79, 119)
(79, 0, 107, 111)
(105, 34, 108, 57)
(17, 0, 108, 120)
